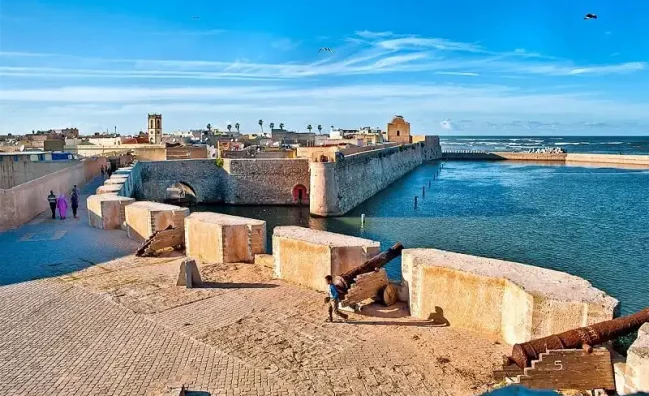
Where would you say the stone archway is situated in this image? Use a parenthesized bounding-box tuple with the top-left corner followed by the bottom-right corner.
(165, 181, 197, 206)
(292, 184, 309, 204)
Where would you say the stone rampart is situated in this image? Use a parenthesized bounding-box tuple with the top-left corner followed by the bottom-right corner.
(0, 157, 78, 189)
(135, 158, 310, 205)
(0, 157, 107, 231)
(310, 137, 442, 216)
(402, 248, 618, 345)
(273, 226, 380, 292)
(566, 153, 649, 167)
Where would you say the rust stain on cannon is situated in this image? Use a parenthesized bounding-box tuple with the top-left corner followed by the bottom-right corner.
(508, 307, 649, 369)
(333, 242, 403, 298)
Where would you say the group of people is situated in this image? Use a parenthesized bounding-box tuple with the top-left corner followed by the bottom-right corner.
(47, 185, 80, 220)
(527, 147, 566, 154)
(100, 164, 112, 178)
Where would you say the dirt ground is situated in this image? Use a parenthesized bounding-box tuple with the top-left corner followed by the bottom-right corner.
(59, 253, 511, 395)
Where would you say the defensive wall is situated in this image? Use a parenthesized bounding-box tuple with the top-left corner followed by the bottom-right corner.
(130, 158, 310, 205)
(310, 136, 442, 216)
(0, 157, 107, 231)
(442, 150, 649, 168)
(0, 155, 79, 189)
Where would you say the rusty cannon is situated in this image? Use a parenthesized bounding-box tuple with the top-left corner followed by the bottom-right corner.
(507, 307, 649, 369)
(333, 242, 404, 307)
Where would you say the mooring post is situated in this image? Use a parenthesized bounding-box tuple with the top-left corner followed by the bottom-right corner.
(361, 214, 365, 228)
(428, 179, 431, 188)
(422, 186, 425, 198)
(414, 196, 418, 209)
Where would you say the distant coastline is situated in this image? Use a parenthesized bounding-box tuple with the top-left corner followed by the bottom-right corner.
(439, 136, 649, 155)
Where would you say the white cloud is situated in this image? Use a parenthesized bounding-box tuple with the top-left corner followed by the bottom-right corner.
(440, 119, 454, 130)
(355, 30, 395, 39)
(270, 38, 300, 51)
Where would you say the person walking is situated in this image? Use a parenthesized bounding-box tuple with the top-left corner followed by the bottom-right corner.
(100, 165, 105, 179)
(56, 193, 68, 220)
(47, 190, 57, 219)
(70, 187, 79, 218)
(324, 275, 348, 322)
(106, 165, 112, 178)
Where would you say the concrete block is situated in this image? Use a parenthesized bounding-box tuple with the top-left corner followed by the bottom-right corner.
(177, 258, 203, 288)
(184, 212, 266, 264)
(402, 248, 618, 345)
(273, 226, 380, 292)
(623, 323, 649, 393)
(124, 201, 189, 241)
(96, 184, 122, 195)
(104, 176, 128, 185)
(87, 194, 135, 230)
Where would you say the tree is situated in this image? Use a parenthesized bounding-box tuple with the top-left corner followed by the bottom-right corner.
(206, 123, 212, 132)
(227, 124, 232, 133)
(258, 119, 264, 133)
(317, 124, 322, 134)
(307, 124, 313, 133)
(269, 122, 275, 130)
(235, 122, 240, 133)
(279, 123, 284, 130)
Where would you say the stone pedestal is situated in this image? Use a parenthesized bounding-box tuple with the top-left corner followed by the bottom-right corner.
(96, 184, 122, 195)
(273, 226, 380, 292)
(87, 195, 135, 230)
(124, 201, 189, 241)
(184, 212, 266, 263)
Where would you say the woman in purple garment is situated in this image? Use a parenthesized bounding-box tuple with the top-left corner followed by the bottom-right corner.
(56, 193, 68, 220)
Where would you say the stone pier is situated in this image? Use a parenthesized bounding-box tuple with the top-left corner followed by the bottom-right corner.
(273, 226, 380, 292)
(124, 201, 189, 241)
(87, 194, 135, 230)
(402, 248, 619, 345)
(184, 212, 266, 263)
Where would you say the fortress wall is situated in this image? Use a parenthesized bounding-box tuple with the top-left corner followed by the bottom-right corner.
(566, 153, 649, 167)
(310, 137, 442, 216)
(136, 158, 309, 205)
(402, 248, 619, 345)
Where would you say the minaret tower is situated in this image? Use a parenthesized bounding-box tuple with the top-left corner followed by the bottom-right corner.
(147, 113, 162, 144)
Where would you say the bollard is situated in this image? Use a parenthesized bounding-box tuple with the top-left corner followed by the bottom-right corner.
(422, 186, 425, 198)
(429, 180, 431, 188)
(361, 214, 365, 228)
(414, 196, 418, 209)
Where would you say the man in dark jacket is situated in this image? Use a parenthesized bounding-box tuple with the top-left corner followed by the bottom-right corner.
(47, 191, 57, 219)
(70, 186, 79, 218)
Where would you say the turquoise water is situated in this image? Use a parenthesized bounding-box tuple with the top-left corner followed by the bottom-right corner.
(197, 160, 649, 315)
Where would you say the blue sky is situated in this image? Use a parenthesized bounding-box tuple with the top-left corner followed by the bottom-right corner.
(1, 0, 648, 136)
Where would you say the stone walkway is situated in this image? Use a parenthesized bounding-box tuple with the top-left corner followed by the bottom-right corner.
(0, 176, 140, 286)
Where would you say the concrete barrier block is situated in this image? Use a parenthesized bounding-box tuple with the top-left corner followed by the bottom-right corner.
(124, 201, 189, 241)
(104, 176, 128, 185)
(402, 248, 618, 344)
(87, 194, 135, 230)
(184, 212, 266, 263)
(96, 184, 122, 195)
(273, 226, 380, 292)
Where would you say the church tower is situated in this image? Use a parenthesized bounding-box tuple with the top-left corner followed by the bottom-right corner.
(147, 114, 162, 144)
(387, 115, 411, 144)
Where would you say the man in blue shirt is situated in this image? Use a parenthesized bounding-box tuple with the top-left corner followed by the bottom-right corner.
(325, 275, 348, 322)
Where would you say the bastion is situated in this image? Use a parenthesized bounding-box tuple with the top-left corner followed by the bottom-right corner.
(184, 212, 266, 263)
(402, 249, 619, 345)
(124, 201, 189, 241)
(273, 226, 380, 292)
(87, 194, 135, 230)
(96, 184, 123, 195)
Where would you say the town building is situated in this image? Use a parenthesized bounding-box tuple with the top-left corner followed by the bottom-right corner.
(387, 115, 412, 144)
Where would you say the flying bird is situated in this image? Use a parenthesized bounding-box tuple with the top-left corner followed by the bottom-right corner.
(191, 16, 200, 20)
(318, 47, 334, 54)
(584, 13, 597, 20)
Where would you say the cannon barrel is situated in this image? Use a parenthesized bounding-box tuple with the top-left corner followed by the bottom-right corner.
(333, 242, 403, 294)
(509, 307, 649, 369)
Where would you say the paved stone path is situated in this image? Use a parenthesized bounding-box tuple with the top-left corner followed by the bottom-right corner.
(0, 176, 140, 286)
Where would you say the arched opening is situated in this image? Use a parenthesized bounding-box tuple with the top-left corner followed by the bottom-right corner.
(150, 119, 154, 128)
(165, 182, 197, 206)
(292, 184, 309, 204)
(396, 130, 401, 136)
(156, 119, 161, 129)
(319, 155, 329, 163)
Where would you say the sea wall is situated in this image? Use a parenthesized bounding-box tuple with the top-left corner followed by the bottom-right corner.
(402, 248, 618, 345)
(566, 153, 649, 167)
(0, 157, 107, 231)
(310, 137, 442, 216)
(442, 151, 649, 168)
(0, 157, 79, 189)
(135, 158, 310, 205)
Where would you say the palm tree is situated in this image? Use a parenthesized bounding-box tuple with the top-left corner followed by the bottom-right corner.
(279, 123, 284, 130)
(227, 124, 232, 133)
(258, 119, 264, 133)
(206, 123, 212, 132)
(307, 124, 313, 133)
(317, 124, 322, 134)
(235, 122, 240, 133)
(269, 122, 275, 131)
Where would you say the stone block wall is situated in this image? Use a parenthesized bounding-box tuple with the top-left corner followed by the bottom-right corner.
(87, 195, 135, 230)
(310, 140, 442, 216)
(401, 248, 618, 345)
(616, 323, 649, 394)
(273, 226, 380, 292)
(124, 201, 189, 241)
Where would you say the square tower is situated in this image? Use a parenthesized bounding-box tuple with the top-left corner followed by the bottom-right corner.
(387, 115, 412, 144)
(147, 113, 162, 144)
